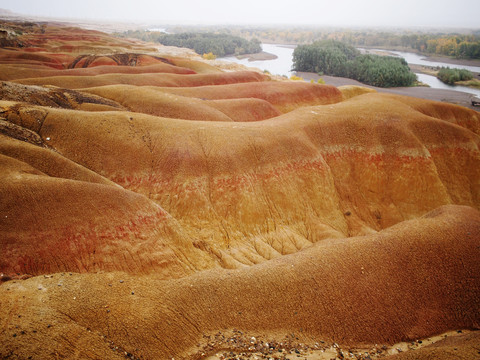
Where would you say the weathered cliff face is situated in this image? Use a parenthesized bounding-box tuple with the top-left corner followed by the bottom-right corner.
(0, 22, 479, 360)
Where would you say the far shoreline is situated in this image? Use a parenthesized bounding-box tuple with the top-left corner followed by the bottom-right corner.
(234, 51, 278, 61)
(220, 43, 480, 110)
(295, 71, 479, 111)
(250, 43, 480, 68)
(354, 45, 480, 67)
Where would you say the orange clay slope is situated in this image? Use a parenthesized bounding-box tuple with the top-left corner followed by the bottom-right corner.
(0, 21, 479, 360)
(14, 70, 270, 88)
(0, 205, 479, 359)
(0, 132, 213, 277)
(1, 91, 479, 273)
(81, 84, 282, 121)
(0, 62, 196, 81)
(136, 80, 344, 113)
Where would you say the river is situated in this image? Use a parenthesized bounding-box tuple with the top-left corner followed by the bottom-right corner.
(383, 50, 480, 73)
(364, 49, 480, 97)
(223, 44, 295, 77)
(222, 44, 480, 97)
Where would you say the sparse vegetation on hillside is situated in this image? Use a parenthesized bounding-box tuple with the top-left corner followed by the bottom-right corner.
(293, 40, 417, 87)
(289, 75, 303, 81)
(118, 30, 261, 57)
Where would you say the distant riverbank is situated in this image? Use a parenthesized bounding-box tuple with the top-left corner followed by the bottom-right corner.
(296, 71, 479, 110)
(222, 44, 480, 110)
(359, 46, 480, 67)
(235, 51, 278, 61)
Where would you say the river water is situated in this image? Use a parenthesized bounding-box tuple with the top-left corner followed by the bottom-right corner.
(222, 44, 480, 97)
(385, 50, 480, 73)
(365, 49, 480, 97)
(223, 44, 295, 77)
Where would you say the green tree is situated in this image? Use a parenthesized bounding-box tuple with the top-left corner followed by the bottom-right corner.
(437, 67, 473, 85)
(293, 40, 416, 87)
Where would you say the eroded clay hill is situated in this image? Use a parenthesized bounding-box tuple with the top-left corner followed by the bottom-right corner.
(0, 21, 479, 359)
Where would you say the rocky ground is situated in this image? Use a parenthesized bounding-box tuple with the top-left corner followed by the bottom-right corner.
(201, 330, 478, 360)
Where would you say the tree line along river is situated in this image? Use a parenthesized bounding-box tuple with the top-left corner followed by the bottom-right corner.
(223, 44, 480, 98)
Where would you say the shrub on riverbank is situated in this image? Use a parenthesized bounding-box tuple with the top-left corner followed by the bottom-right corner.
(456, 79, 480, 89)
(292, 40, 417, 87)
(437, 67, 474, 85)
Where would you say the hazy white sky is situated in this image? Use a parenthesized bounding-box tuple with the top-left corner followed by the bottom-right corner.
(1, 0, 479, 28)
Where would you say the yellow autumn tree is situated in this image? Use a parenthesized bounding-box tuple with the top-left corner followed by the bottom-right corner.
(202, 52, 216, 60)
